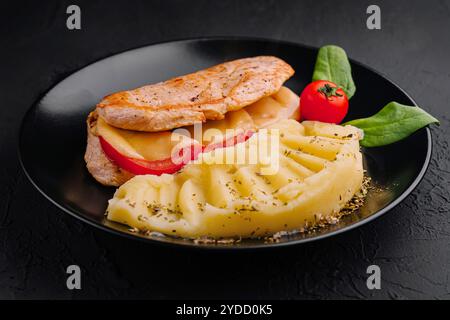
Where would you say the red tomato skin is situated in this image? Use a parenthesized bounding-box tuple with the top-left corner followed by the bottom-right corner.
(203, 130, 254, 153)
(99, 130, 254, 176)
(300, 80, 349, 124)
(98, 136, 199, 175)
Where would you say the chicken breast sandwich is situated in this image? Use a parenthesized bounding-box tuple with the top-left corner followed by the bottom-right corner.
(85, 56, 299, 186)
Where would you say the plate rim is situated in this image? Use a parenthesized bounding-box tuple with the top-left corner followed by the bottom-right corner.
(18, 36, 433, 250)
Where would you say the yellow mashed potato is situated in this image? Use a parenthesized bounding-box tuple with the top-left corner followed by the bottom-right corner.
(106, 119, 364, 239)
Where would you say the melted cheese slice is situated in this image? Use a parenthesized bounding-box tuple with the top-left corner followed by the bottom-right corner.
(97, 117, 192, 161)
(245, 86, 300, 128)
(97, 86, 300, 161)
(106, 119, 364, 239)
(183, 108, 256, 145)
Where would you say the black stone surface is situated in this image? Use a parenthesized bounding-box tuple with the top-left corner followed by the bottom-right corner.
(1, 0, 449, 299)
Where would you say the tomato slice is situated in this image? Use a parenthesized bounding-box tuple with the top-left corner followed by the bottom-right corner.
(203, 130, 254, 153)
(99, 136, 202, 175)
(99, 130, 254, 176)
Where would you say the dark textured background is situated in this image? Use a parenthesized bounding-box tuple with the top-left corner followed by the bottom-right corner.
(1, 0, 449, 299)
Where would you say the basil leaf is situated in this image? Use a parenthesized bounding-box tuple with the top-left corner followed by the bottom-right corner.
(313, 45, 356, 99)
(345, 102, 439, 147)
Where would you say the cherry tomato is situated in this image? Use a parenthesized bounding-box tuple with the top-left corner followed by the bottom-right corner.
(300, 80, 349, 124)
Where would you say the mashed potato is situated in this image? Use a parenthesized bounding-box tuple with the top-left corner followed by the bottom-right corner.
(106, 119, 364, 239)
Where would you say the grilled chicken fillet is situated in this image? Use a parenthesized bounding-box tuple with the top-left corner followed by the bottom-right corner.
(96, 56, 294, 132)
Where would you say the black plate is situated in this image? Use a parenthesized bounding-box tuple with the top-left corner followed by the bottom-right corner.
(19, 37, 432, 249)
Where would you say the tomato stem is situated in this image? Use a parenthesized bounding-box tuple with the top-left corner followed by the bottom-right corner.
(318, 83, 343, 99)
